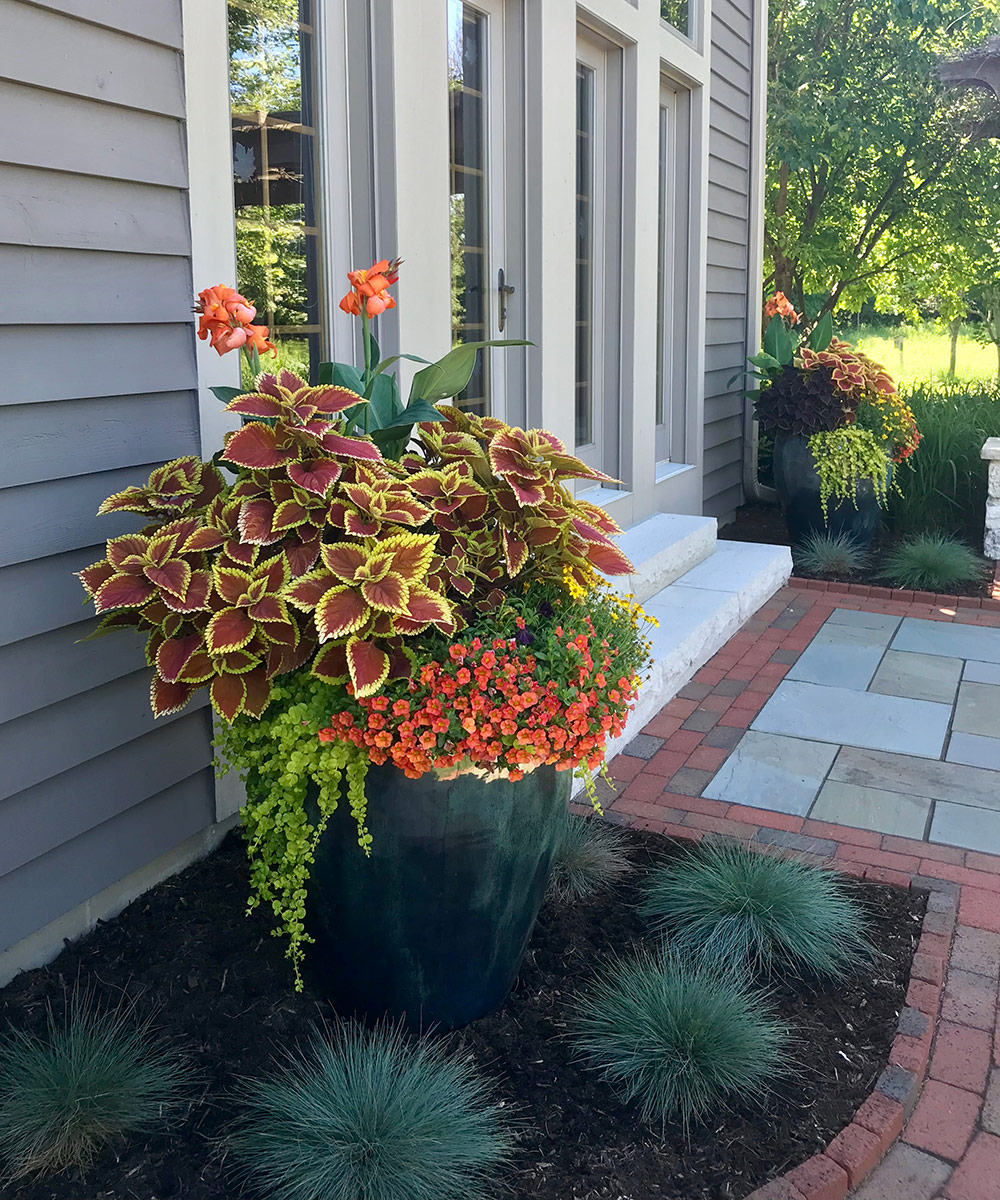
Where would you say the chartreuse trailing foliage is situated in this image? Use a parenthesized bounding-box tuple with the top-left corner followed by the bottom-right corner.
(793, 531, 871, 578)
(640, 842, 876, 981)
(547, 811, 633, 903)
(880, 534, 985, 593)
(0, 996, 191, 1182)
(226, 1022, 515, 1200)
(571, 951, 791, 1129)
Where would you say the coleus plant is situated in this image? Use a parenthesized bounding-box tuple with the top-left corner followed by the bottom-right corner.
(80, 267, 633, 722)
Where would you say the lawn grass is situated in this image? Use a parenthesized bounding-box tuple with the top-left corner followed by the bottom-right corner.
(839, 322, 997, 386)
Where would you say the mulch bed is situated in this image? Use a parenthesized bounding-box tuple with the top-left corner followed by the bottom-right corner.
(1, 828, 924, 1200)
(721, 502, 992, 598)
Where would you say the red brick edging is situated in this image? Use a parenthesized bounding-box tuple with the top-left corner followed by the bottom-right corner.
(788, 574, 1000, 612)
(594, 585, 1000, 1200)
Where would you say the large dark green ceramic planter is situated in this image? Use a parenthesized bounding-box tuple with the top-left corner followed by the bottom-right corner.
(305, 762, 570, 1031)
(773, 432, 887, 549)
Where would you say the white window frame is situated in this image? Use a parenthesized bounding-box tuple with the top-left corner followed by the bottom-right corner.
(574, 26, 623, 483)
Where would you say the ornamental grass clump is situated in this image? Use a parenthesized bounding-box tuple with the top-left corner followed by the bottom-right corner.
(0, 997, 191, 1182)
(880, 533, 985, 592)
(793, 531, 871, 578)
(639, 842, 876, 981)
(227, 1023, 515, 1200)
(547, 811, 633, 903)
(571, 951, 791, 1130)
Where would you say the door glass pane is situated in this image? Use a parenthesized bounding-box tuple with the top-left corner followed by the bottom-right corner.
(228, 0, 323, 384)
(575, 63, 595, 447)
(660, 0, 691, 39)
(448, 2, 490, 416)
(655, 105, 668, 431)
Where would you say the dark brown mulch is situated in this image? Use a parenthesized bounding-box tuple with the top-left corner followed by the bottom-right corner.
(0, 829, 923, 1200)
(721, 502, 992, 597)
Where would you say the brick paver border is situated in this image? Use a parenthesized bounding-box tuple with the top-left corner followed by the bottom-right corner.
(592, 581, 1000, 1200)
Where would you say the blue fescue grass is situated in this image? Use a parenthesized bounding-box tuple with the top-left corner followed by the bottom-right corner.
(639, 842, 876, 981)
(226, 1022, 515, 1200)
(547, 811, 633, 903)
(0, 995, 192, 1181)
(572, 950, 791, 1130)
(793, 531, 871, 579)
(880, 533, 985, 593)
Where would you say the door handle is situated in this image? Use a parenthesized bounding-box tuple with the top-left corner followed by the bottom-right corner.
(498, 268, 515, 333)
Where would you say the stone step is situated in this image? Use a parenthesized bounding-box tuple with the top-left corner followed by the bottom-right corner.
(578, 539, 792, 790)
(609, 512, 717, 605)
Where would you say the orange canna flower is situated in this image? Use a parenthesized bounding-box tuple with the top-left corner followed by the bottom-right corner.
(195, 283, 276, 357)
(339, 258, 402, 317)
(764, 291, 801, 324)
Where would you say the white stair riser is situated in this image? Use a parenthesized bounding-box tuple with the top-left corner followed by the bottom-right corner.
(608, 513, 717, 605)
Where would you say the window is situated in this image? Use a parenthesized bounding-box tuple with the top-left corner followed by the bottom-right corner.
(448, 2, 491, 415)
(655, 82, 692, 466)
(660, 0, 691, 41)
(574, 31, 622, 479)
(228, 0, 323, 382)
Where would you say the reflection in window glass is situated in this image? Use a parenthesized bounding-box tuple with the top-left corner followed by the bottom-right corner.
(660, 0, 690, 39)
(655, 105, 668, 431)
(575, 64, 595, 447)
(448, 1, 490, 416)
(228, 0, 322, 383)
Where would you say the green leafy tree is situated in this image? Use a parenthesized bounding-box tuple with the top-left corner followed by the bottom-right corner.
(766, 0, 1000, 316)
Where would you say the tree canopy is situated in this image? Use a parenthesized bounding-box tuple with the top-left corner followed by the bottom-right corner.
(766, 0, 1000, 317)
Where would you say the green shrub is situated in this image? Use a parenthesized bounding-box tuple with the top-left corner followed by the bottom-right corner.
(0, 997, 191, 1181)
(639, 842, 875, 980)
(793, 531, 871, 578)
(886, 382, 1000, 541)
(571, 951, 791, 1128)
(880, 533, 985, 593)
(547, 811, 633, 902)
(227, 1023, 515, 1200)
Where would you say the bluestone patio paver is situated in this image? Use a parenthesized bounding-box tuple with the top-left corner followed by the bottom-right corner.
(811, 780, 931, 838)
(964, 660, 1000, 686)
(891, 617, 1000, 664)
(828, 746, 1000, 810)
(930, 803, 1000, 855)
(946, 731, 1000, 770)
(953, 682, 1000, 739)
(752, 679, 951, 758)
(702, 730, 838, 814)
(870, 650, 964, 704)
(787, 621, 895, 689)
(825, 607, 902, 632)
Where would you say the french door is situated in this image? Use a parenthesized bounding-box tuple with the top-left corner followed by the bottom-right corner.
(447, 0, 523, 423)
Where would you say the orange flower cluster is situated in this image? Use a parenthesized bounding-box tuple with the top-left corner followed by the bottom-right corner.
(339, 258, 402, 317)
(764, 291, 800, 324)
(195, 285, 276, 357)
(318, 620, 639, 781)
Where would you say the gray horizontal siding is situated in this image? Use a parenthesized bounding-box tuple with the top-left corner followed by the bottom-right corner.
(0, 80, 187, 186)
(0, 165, 191, 256)
(703, 0, 757, 521)
(2, 393, 200, 488)
(0, 245, 194, 324)
(26, 0, 183, 47)
(1, 1, 184, 116)
(0, 0, 216, 959)
(0, 712, 212, 878)
(0, 769, 216, 953)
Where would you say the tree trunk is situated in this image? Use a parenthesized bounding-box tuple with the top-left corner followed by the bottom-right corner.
(949, 317, 961, 378)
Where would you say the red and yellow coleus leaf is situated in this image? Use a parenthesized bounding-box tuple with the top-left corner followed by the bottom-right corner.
(345, 636, 390, 697)
(206, 607, 255, 653)
(223, 423, 296, 470)
(287, 458, 342, 496)
(314, 584, 370, 640)
(93, 573, 156, 613)
(360, 574, 409, 614)
(150, 675, 195, 718)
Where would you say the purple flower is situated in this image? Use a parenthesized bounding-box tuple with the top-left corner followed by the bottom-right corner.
(515, 628, 535, 646)
(538, 601, 554, 619)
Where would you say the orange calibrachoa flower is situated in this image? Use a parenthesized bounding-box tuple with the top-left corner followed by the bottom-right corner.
(195, 284, 276, 357)
(339, 258, 402, 317)
(764, 291, 800, 324)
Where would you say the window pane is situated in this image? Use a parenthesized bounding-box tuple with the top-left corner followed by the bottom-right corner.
(448, 2, 490, 417)
(655, 105, 667, 430)
(228, 0, 322, 384)
(660, 0, 691, 39)
(575, 64, 595, 447)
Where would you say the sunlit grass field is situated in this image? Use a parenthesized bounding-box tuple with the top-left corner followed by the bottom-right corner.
(840, 323, 997, 386)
